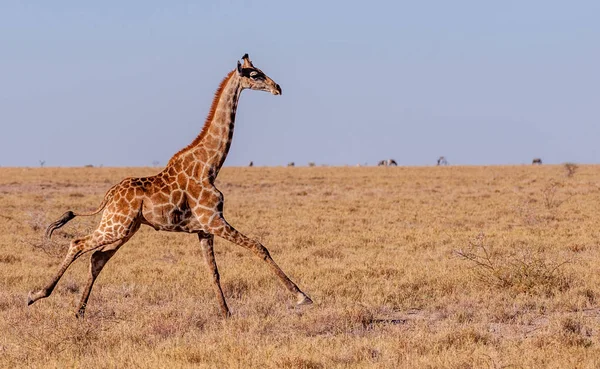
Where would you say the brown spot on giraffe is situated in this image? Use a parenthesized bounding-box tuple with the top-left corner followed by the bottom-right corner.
(28, 54, 312, 319)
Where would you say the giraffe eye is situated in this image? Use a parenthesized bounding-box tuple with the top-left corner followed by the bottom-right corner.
(250, 71, 258, 78)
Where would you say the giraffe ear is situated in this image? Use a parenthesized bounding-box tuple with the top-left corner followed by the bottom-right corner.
(237, 61, 242, 75)
(241, 53, 253, 68)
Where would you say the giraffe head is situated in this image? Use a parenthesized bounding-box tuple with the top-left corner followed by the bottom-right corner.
(236, 54, 282, 95)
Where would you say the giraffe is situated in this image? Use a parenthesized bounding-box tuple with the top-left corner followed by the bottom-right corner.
(27, 54, 313, 319)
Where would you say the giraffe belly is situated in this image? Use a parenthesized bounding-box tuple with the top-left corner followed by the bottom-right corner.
(140, 189, 218, 233)
(141, 203, 201, 233)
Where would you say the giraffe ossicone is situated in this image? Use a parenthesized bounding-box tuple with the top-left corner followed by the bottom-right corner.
(28, 54, 312, 318)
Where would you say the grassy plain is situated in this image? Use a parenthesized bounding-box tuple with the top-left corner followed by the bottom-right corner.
(1, 165, 600, 368)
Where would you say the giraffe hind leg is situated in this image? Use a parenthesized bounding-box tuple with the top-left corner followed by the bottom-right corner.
(27, 227, 133, 307)
(28, 234, 97, 306)
(75, 248, 118, 319)
(76, 223, 139, 318)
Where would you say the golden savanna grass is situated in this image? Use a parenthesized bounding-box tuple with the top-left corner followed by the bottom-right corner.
(2, 165, 600, 368)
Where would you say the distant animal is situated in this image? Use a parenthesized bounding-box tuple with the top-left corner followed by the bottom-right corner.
(437, 156, 448, 166)
(378, 159, 397, 167)
(248, 161, 254, 167)
(308, 162, 316, 167)
(287, 162, 295, 167)
(532, 158, 542, 165)
(27, 53, 312, 319)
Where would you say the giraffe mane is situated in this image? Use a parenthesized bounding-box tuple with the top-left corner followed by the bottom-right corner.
(168, 70, 236, 164)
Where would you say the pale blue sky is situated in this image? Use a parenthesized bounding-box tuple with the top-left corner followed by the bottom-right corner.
(1, 1, 599, 167)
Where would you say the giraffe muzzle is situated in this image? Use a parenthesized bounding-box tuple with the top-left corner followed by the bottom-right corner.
(272, 84, 282, 95)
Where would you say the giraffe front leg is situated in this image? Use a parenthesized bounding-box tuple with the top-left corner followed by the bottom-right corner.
(211, 219, 313, 306)
(198, 233, 230, 318)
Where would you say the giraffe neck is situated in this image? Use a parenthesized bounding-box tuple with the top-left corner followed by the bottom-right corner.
(169, 70, 243, 180)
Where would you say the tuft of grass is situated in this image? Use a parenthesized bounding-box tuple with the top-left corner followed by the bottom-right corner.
(0, 254, 20, 264)
(224, 278, 250, 299)
(438, 327, 493, 348)
(559, 316, 593, 347)
(276, 357, 325, 369)
(60, 278, 80, 295)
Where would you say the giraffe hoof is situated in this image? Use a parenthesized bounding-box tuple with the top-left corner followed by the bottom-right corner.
(27, 292, 35, 306)
(297, 294, 313, 306)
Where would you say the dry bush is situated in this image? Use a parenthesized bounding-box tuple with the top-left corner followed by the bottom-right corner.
(563, 162, 578, 178)
(541, 180, 574, 209)
(541, 180, 561, 209)
(26, 211, 48, 232)
(22, 235, 67, 259)
(21, 210, 94, 258)
(455, 233, 573, 295)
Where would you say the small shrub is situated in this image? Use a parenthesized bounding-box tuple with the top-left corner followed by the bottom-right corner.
(24, 211, 93, 258)
(564, 162, 578, 178)
(26, 211, 47, 232)
(455, 233, 573, 295)
(541, 180, 573, 209)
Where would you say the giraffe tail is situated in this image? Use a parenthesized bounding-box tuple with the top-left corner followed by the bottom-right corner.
(45, 185, 117, 239)
(45, 211, 77, 239)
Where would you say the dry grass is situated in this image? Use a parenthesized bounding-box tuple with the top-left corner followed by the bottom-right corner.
(2, 165, 600, 368)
